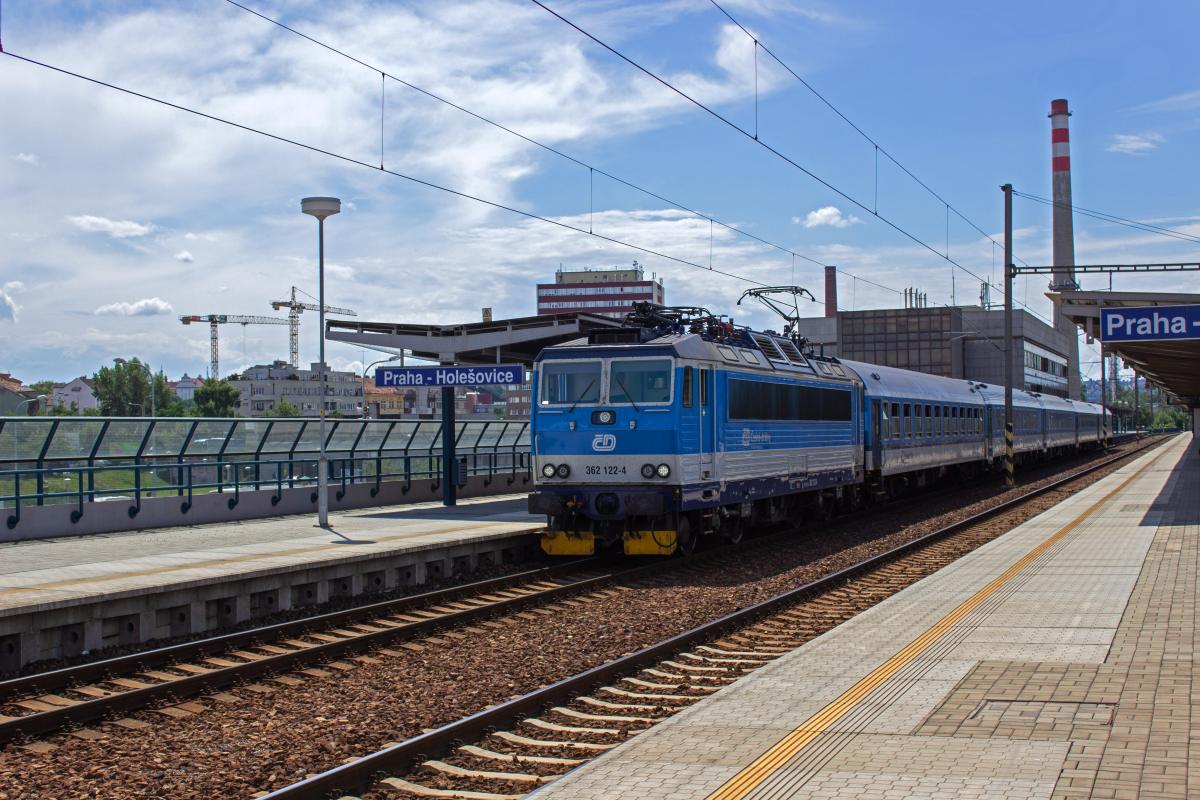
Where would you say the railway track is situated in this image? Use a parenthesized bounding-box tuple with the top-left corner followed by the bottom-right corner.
(251, 436, 1167, 800)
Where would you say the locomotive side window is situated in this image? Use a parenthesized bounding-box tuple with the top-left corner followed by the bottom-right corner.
(540, 361, 601, 405)
(727, 379, 851, 422)
(610, 359, 672, 404)
(682, 367, 694, 408)
(700, 369, 709, 406)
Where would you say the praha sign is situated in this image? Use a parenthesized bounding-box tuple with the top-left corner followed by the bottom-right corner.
(1100, 305, 1200, 343)
(375, 364, 526, 388)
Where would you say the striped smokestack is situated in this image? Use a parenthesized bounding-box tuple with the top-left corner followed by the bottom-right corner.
(1049, 98, 1082, 399)
(1049, 99, 1076, 290)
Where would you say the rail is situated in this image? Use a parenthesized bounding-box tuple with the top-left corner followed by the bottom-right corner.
(0, 417, 530, 529)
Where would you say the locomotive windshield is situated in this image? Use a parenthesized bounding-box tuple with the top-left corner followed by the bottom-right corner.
(540, 361, 601, 405)
(609, 359, 672, 404)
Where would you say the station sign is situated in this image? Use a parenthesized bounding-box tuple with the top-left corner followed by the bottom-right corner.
(1100, 305, 1200, 343)
(375, 364, 526, 387)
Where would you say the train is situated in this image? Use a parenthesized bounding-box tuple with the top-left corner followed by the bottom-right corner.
(528, 301, 1109, 556)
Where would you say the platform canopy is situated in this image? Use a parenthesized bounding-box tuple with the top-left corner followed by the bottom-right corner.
(325, 312, 624, 367)
(1048, 290, 1200, 408)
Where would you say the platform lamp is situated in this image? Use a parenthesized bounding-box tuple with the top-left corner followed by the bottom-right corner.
(301, 196, 341, 529)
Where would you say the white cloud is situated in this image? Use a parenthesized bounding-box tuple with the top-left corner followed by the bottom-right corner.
(1132, 88, 1200, 114)
(0, 289, 18, 322)
(325, 262, 356, 280)
(794, 206, 862, 228)
(1106, 133, 1164, 155)
(174, 250, 195, 262)
(94, 297, 175, 316)
(14, 153, 40, 166)
(67, 214, 157, 238)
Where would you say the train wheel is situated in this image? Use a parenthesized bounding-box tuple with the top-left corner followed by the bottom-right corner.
(677, 516, 697, 556)
(723, 517, 744, 545)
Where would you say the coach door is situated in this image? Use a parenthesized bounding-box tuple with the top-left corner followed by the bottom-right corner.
(700, 368, 715, 480)
(870, 399, 882, 472)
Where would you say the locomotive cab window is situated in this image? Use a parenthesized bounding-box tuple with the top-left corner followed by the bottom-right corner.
(610, 359, 672, 405)
(540, 361, 601, 405)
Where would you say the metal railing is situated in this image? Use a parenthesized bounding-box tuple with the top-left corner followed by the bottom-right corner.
(0, 417, 531, 529)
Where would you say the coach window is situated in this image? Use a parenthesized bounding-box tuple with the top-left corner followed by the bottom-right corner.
(682, 366, 694, 408)
(903, 404, 911, 438)
(934, 405, 942, 436)
(891, 403, 901, 438)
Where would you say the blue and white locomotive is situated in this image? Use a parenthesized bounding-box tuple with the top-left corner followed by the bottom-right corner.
(529, 300, 1107, 556)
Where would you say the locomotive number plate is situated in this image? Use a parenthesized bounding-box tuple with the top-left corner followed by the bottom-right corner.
(584, 465, 628, 476)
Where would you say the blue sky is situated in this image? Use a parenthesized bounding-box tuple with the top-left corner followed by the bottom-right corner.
(1, 0, 1197, 386)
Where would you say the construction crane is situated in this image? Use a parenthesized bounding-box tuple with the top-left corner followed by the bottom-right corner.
(179, 314, 289, 379)
(271, 286, 357, 368)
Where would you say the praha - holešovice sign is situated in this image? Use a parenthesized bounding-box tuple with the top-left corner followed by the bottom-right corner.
(1100, 305, 1200, 343)
(375, 365, 526, 387)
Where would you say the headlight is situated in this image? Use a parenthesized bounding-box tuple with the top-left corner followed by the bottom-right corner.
(598, 410, 613, 423)
(541, 464, 557, 478)
(656, 463, 671, 478)
(555, 463, 571, 479)
(640, 463, 656, 479)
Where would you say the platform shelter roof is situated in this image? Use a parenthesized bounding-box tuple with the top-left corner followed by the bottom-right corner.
(325, 313, 624, 367)
(1048, 290, 1200, 408)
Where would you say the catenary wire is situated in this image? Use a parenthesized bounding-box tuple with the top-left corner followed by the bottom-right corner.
(529, 0, 1053, 325)
(0, 49, 784, 294)
(222, 0, 832, 274)
(1011, 190, 1200, 245)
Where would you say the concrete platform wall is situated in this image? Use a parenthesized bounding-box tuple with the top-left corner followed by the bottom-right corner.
(0, 529, 541, 672)
(1, 472, 533, 543)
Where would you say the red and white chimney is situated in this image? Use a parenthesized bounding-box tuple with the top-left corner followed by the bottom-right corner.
(1049, 99, 1076, 290)
(824, 265, 837, 318)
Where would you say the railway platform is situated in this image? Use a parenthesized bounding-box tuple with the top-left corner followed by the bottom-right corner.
(0, 494, 541, 671)
(530, 433, 1196, 800)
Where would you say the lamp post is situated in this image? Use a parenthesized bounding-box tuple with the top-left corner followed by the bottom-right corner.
(18, 395, 47, 415)
(301, 196, 341, 529)
(362, 355, 402, 419)
(1001, 184, 1014, 490)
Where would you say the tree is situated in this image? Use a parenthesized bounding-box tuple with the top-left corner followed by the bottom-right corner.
(194, 379, 241, 417)
(93, 358, 151, 416)
(274, 398, 301, 417)
(29, 380, 56, 396)
(47, 402, 79, 416)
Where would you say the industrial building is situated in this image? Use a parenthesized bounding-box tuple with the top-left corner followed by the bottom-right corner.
(794, 269, 1073, 397)
(536, 264, 665, 318)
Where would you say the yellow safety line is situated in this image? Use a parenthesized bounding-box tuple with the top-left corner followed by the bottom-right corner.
(707, 446, 1167, 800)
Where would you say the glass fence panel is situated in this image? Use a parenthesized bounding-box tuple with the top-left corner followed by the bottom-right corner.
(409, 422, 440, 453)
(476, 422, 505, 449)
(292, 422, 325, 453)
(185, 420, 236, 455)
(355, 421, 392, 452)
(327, 421, 365, 450)
(497, 422, 526, 447)
(44, 419, 107, 460)
(259, 420, 307, 453)
(94, 420, 152, 459)
(0, 420, 54, 463)
(514, 423, 531, 447)
(381, 421, 419, 451)
(145, 420, 194, 457)
(227, 420, 274, 455)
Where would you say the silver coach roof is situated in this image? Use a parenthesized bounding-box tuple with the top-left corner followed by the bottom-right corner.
(840, 360, 983, 405)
